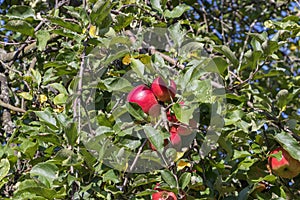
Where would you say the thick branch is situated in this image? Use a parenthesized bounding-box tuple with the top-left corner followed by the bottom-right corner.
(0, 34, 58, 63)
(0, 99, 26, 113)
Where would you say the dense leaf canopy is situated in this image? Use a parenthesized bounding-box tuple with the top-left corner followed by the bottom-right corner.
(0, 0, 299, 199)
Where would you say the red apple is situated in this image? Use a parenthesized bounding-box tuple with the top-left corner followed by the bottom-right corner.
(268, 147, 300, 178)
(127, 85, 159, 114)
(152, 191, 177, 200)
(168, 111, 197, 136)
(170, 129, 181, 149)
(167, 110, 179, 123)
(177, 119, 197, 136)
(151, 77, 176, 102)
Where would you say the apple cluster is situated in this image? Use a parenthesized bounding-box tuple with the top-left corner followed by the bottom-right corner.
(127, 77, 196, 151)
(268, 146, 300, 179)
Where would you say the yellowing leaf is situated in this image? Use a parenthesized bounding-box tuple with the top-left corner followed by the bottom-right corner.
(18, 92, 33, 100)
(89, 25, 97, 37)
(174, 151, 185, 162)
(122, 54, 131, 65)
(54, 105, 64, 113)
(39, 94, 48, 103)
(290, 44, 297, 51)
(138, 54, 151, 64)
(177, 160, 191, 171)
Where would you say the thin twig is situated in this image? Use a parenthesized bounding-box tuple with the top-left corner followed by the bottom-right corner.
(237, 19, 257, 74)
(122, 139, 148, 187)
(0, 60, 23, 76)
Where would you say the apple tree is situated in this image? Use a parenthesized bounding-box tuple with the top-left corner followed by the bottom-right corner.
(0, 0, 299, 199)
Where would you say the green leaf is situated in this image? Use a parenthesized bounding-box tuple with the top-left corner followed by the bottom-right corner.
(102, 77, 132, 92)
(130, 58, 145, 78)
(233, 150, 251, 160)
(179, 172, 191, 189)
(52, 148, 83, 166)
(18, 92, 33, 100)
(30, 68, 42, 86)
(42, 68, 59, 85)
(136, 189, 156, 197)
(205, 57, 228, 74)
(5, 20, 34, 36)
(151, 0, 163, 13)
(144, 125, 164, 152)
(32, 133, 60, 146)
(36, 30, 51, 51)
(172, 102, 194, 124)
(47, 17, 82, 33)
(14, 179, 61, 199)
(90, 0, 112, 26)
(214, 46, 239, 67)
(160, 170, 177, 188)
(164, 4, 190, 18)
(7, 5, 35, 19)
(103, 169, 120, 184)
(169, 23, 184, 48)
(64, 122, 78, 146)
(126, 102, 146, 121)
(48, 83, 68, 94)
(18, 138, 38, 159)
(275, 132, 300, 162)
(251, 39, 262, 52)
(0, 159, 10, 181)
(53, 94, 68, 105)
(276, 89, 289, 109)
(184, 79, 212, 103)
(30, 162, 58, 187)
(238, 157, 257, 171)
(248, 32, 267, 43)
(114, 13, 134, 32)
(34, 109, 57, 128)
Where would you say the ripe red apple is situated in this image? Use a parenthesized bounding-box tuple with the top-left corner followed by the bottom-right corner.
(170, 128, 181, 149)
(268, 147, 300, 178)
(127, 84, 159, 115)
(167, 110, 179, 123)
(152, 191, 177, 200)
(177, 119, 197, 136)
(151, 77, 176, 102)
(167, 110, 197, 136)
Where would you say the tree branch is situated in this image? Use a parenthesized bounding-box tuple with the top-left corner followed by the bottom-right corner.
(0, 99, 26, 113)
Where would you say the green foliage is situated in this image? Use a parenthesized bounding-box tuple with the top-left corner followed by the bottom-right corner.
(0, 0, 299, 199)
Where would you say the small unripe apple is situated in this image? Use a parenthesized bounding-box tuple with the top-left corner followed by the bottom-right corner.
(268, 147, 300, 178)
(127, 85, 159, 114)
(151, 77, 176, 102)
(152, 191, 177, 200)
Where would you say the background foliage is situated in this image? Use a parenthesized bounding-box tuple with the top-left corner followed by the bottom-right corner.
(0, 0, 299, 199)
